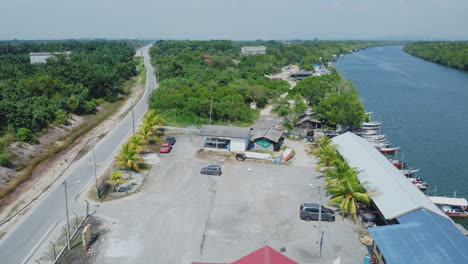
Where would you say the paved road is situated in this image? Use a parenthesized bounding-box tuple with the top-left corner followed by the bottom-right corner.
(94, 135, 367, 264)
(0, 45, 157, 264)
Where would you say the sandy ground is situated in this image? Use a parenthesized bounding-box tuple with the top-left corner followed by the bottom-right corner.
(0, 78, 145, 235)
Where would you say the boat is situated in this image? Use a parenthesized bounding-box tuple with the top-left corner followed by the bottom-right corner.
(360, 130, 378, 136)
(428, 196, 468, 217)
(378, 147, 399, 154)
(362, 121, 382, 129)
(408, 177, 429, 190)
(282, 148, 293, 161)
(400, 168, 420, 176)
(362, 134, 386, 140)
(389, 159, 405, 168)
(370, 141, 390, 148)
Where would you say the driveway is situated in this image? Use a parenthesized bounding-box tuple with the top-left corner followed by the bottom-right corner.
(93, 135, 367, 264)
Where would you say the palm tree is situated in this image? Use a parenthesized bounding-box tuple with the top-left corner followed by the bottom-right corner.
(128, 134, 145, 153)
(106, 170, 126, 192)
(316, 147, 341, 171)
(328, 170, 375, 221)
(116, 143, 142, 171)
(145, 109, 166, 135)
(324, 159, 353, 188)
(138, 124, 153, 146)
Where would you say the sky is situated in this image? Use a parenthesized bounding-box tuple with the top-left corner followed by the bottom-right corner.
(1, 0, 467, 40)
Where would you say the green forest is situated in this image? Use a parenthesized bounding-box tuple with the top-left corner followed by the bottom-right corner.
(0, 41, 138, 166)
(149, 40, 386, 127)
(404, 41, 468, 71)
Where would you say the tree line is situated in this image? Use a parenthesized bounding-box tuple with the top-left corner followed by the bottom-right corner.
(149, 40, 389, 127)
(0, 40, 137, 166)
(404, 41, 468, 71)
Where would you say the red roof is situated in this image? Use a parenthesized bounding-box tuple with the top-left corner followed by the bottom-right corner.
(232, 246, 298, 264)
(193, 246, 298, 264)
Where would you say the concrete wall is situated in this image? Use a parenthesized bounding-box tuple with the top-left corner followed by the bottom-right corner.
(230, 137, 247, 152)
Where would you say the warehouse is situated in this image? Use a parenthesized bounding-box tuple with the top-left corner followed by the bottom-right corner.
(199, 125, 252, 152)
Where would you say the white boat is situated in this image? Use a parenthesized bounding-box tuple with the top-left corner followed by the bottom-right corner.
(360, 130, 378, 136)
(282, 148, 293, 161)
(362, 134, 386, 140)
(400, 168, 420, 176)
(429, 196, 468, 217)
(362, 121, 382, 128)
(408, 177, 429, 190)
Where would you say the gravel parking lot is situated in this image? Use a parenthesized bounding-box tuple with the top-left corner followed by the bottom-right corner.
(93, 135, 367, 264)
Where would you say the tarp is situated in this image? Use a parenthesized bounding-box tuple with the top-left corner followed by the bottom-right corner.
(256, 140, 272, 148)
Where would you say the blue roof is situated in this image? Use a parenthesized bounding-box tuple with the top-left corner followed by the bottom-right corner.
(369, 208, 468, 264)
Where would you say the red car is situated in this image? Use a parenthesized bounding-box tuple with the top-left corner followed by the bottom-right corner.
(159, 143, 172, 153)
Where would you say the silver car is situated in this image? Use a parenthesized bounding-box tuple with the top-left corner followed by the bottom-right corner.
(300, 203, 335, 222)
(200, 165, 222, 176)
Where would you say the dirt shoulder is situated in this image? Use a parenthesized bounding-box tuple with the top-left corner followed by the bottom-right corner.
(0, 72, 146, 235)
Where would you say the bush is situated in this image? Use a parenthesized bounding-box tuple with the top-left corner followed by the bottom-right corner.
(54, 109, 69, 125)
(17, 128, 34, 143)
(0, 153, 11, 167)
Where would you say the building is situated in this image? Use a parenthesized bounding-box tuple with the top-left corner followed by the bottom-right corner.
(240, 46, 266, 56)
(29, 51, 71, 64)
(252, 127, 283, 152)
(290, 71, 314, 81)
(295, 116, 322, 130)
(332, 132, 468, 264)
(199, 125, 252, 152)
(192, 245, 298, 264)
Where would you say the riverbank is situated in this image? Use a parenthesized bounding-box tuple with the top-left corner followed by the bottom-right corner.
(404, 41, 468, 72)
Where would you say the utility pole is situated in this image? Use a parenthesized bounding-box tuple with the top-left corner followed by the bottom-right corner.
(91, 138, 100, 199)
(318, 186, 323, 257)
(131, 108, 135, 135)
(63, 181, 71, 250)
(209, 97, 213, 125)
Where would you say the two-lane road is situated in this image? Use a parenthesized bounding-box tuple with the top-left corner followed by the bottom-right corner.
(0, 45, 157, 264)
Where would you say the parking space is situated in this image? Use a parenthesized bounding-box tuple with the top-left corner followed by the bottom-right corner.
(94, 135, 367, 264)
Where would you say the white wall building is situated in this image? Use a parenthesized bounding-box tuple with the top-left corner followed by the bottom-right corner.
(240, 46, 266, 56)
(29, 51, 71, 64)
(199, 125, 252, 152)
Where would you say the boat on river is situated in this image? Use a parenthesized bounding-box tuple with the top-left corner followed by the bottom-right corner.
(389, 159, 405, 168)
(363, 134, 386, 140)
(429, 196, 468, 217)
(408, 177, 429, 190)
(378, 147, 399, 153)
(400, 168, 420, 176)
(362, 121, 382, 130)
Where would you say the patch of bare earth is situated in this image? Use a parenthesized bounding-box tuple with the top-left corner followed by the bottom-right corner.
(0, 77, 145, 235)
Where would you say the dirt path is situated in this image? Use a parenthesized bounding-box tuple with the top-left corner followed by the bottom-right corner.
(0, 74, 146, 234)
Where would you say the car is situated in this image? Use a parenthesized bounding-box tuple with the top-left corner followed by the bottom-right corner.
(165, 137, 176, 145)
(299, 203, 335, 222)
(200, 165, 222, 176)
(159, 143, 172, 153)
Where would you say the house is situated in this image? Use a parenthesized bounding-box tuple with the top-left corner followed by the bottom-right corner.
(295, 116, 322, 130)
(332, 132, 468, 264)
(250, 101, 257, 110)
(290, 71, 314, 81)
(240, 46, 266, 56)
(204, 55, 212, 62)
(29, 51, 71, 64)
(192, 245, 298, 264)
(252, 127, 283, 152)
(199, 125, 252, 152)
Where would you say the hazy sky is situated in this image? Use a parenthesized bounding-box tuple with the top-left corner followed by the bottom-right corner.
(1, 0, 467, 40)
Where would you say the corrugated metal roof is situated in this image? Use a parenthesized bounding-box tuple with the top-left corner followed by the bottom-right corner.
(252, 128, 283, 143)
(369, 208, 468, 264)
(332, 132, 447, 220)
(296, 116, 321, 125)
(199, 125, 251, 139)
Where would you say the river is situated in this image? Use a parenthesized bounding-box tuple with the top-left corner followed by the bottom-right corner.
(336, 45, 468, 221)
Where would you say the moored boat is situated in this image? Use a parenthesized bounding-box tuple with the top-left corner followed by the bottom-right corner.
(389, 159, 405, 168)
(408, 177, 429, 190)
(378, 147, 399, 153)
(429, 196, 468, 217)
(400, 168, 420, 176)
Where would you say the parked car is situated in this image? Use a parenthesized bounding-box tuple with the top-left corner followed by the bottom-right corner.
(200, 165, 222, 176)
(299, 203, 335, 222)
(165, 137, 176, 145)
(159, 143, 172, 153)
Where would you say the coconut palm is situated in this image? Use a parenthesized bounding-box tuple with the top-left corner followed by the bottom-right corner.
(316, 147, 341, 171)
(324, 159, 353, 188)
(145, 109, 165, 134)
(138, 124, 153, 145)
(116, 143, 142, 171)
(106, 170, 126, 192)
(128, 134, 145, 153)
(328, 170, 375, 221)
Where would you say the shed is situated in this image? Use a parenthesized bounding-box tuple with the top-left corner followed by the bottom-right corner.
(29, 51, 71, 64)
(295, 116, 322, 130)
(199, 125, 251, 152)
(369, 208, 468, 264)
(252, 127, 283, 151)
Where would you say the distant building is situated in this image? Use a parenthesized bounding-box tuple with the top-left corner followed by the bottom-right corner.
(29, 51, 71, 64)
(240, 46, 266, 56)
(199, 125, 252, 152)
(252, 127, 284, 152)
(203, 55, 212, 63)
(290, 71, 314, 81)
